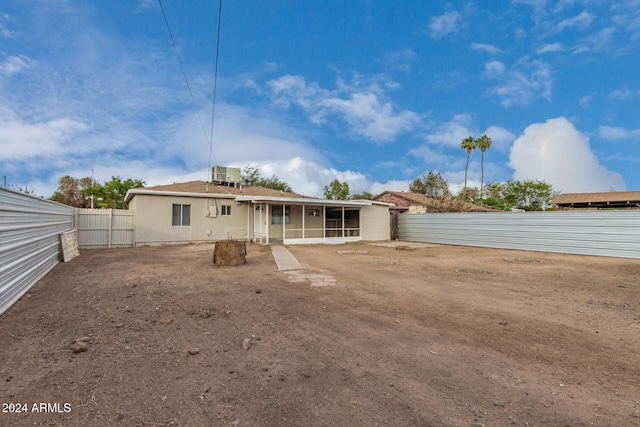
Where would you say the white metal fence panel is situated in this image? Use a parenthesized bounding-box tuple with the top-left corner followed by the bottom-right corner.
(398, 211, 640, 259)
(0, 188, 74, 316)
(75, 209, 134, 248)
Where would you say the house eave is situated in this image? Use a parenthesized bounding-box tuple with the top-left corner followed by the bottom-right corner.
(125, 189, 238, 203)
(235, 195, 385, 207)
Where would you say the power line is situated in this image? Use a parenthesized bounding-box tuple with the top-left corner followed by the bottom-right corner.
(158, 0, 219, 177)
(208, 0, 223, 181)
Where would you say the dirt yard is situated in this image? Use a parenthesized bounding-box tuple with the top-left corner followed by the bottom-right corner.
(1, 242, 639, 427)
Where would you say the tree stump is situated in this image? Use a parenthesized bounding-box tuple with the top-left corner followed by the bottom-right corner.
(212, 240, 247, 266)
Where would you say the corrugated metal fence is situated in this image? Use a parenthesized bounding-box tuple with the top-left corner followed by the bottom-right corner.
(75, 208, 134, 248)
(398, 211, 640, 259)
(0, 188, 74, 315)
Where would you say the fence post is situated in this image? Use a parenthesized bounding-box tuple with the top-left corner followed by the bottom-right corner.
(108, 209, 113, 249)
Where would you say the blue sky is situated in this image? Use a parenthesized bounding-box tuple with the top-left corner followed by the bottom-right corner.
(1, 0, 639, 198)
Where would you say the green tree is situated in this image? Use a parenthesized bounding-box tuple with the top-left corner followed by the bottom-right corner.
(323, 179, 350, 200)
(84, 176, 145, 209)
(240, 166, 262, 186)
(408, 171, 450, 197)
(50, 175, 93, 207)
(461, 136, 477, 191)
(476, 134, 492, 198)
(481, 180, 558, 211)
(240, 166, 293, 193)
(350, 191, 374, 200)
(457, 186, 479, 202)
(260, 175, 293, 193)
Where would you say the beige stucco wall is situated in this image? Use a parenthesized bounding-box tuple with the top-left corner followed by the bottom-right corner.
(130, 194, 250, 245)
(130, 194, 390, 245)
(360, 204, 391, 241)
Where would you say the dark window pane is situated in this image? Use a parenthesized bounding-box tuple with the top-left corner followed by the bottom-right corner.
(182, 205, 191, 226)
(172, 204, 181, 226)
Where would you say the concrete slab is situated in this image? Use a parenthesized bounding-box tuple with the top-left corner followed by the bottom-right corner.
(271, 245, 304, 271)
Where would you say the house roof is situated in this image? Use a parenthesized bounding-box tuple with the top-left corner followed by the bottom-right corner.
(550, 191, 640, 208)
(125, 180, 393, 207)
(373, 191, 495, 212)
(125, 180, 313, 202)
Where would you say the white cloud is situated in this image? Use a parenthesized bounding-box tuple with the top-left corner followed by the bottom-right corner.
(484, 60, 505, 78)
(425, 114, 474, 147)
(0, 105, 91, 160)
(0, 55, 34, 76)
(410, 145, 461, 166)
(428, 11, 461, 39)
(471, 43, 503, 54)
(557, 10, 594, 31)
(579, 95, 592, 107)
(421, 118, 513, 160)
(483, 126, 516, 152)
(0, 13, 13, 38)
(598, 125, 640, 140)
(536, 43, 564, 54)
(508, 117, 625, 192)
(0, 23, 13, 38)
(573, 27, 616, 53)
(513, 0, 548, 24)
(486, 57, 553, 107)
(449, 179, 482, 196)
(612, 3, 640, 40)
(609, 88, 636, 100)
(408, 144, 470, 189)
(320, 93, 420, 142)
(384, 48, 415, 72)
(513, 0, 546, 14)
(370, 180, 410, 195)
(231, 157, 369, 198)
(136, 0, 158, 10)
(267, 75, 420, 143)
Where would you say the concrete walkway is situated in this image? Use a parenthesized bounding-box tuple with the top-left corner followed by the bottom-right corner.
(271, 245, 303, 271)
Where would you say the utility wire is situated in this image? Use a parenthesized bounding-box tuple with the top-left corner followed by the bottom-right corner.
(158, 0, 219, 178)
(208, 0, 223, 181)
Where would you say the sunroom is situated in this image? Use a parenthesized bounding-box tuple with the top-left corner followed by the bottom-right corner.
(235, 195, 390, 245)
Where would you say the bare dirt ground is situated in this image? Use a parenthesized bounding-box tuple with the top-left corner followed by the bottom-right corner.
(1, 242, 639, 427)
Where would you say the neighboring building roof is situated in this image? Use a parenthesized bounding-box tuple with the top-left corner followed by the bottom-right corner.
(550, 191, 640, 209)
(372, 191, 495, 212)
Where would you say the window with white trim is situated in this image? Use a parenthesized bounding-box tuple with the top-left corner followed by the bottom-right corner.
(271, 206, 290, 224)
(172, 204, 191, 226)
(221, 205, 232, 216)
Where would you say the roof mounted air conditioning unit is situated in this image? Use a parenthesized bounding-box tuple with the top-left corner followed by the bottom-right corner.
(212, 166, 241, 184)
(425, 187, 444, 198)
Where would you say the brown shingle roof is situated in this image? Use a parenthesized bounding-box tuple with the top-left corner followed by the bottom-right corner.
(551, 191, 640, 208)
(373, 191, 495, 212)
(550, 191, 640, 205)
(142, 180, 313, 199)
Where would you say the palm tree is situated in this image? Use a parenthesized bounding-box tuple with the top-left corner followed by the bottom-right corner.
(461, 136, 476, 191)
(476, 134, 492, 198)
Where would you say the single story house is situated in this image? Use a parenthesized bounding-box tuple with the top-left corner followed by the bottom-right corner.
(551, 191, 640, 210)
(372, 191, 494, 214)
(125, 181, 392, 245)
